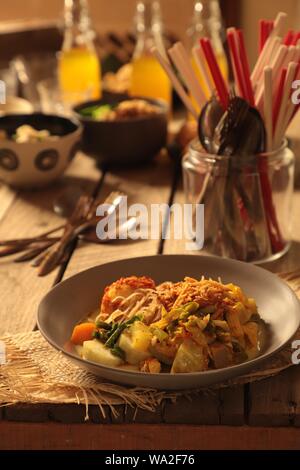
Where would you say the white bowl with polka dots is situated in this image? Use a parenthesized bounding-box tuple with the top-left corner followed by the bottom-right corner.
(0, 113, 82, 189)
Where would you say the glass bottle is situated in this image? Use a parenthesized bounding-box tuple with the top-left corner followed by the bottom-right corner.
(130, 1, 171, 107)
(58, 0, 101, 101)
(187, 0, 228, 102)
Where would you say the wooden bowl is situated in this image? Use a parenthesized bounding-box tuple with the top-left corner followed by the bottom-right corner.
(73, 95, 168, 167)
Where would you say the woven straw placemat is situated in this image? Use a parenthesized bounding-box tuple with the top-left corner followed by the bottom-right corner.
(1, 271, 300, 419)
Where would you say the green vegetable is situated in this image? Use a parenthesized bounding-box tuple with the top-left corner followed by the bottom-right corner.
(179, 302, 200, 321)
(200, 305, 216, 315)
(110, 346, 126, 360)
(93, 330, 109, 341)
(150, 327, 168, 342)
(79, 105, 101, 116)
(110, 323, 119, 334)
(96, 320, 112, 331)
(105, 315, 141, 348)
(179, 303, 216, 322)
(92, 105, 112, 120)
(168, 307, 185, 320)
(166, 319, 179, 333)
(184, 302, 200, 313)
(163, 304, 196, 325)
(79, 104, 112, 120)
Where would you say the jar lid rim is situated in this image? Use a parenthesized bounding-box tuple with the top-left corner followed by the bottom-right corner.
(189, 138, 288, 159)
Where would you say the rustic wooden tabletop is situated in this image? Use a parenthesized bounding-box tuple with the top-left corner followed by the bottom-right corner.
(1, 151, 300, 450)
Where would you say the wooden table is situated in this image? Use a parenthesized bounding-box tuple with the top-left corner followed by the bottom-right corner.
(1, 151, 300, 450)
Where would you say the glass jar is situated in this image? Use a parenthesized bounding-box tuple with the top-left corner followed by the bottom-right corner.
(182, 140, 295, 263)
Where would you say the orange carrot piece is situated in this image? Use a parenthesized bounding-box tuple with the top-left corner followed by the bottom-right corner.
(71, 322, 96, 345)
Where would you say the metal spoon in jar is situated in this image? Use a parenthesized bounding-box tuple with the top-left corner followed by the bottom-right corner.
(198, 95, 224, 154)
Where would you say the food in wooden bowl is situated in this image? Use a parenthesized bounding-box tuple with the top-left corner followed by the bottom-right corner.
(74, 95, 168, 167)
(77, 99, 162, 121)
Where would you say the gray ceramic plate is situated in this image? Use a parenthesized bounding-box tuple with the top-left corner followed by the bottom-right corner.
(37, 255, 300, 390)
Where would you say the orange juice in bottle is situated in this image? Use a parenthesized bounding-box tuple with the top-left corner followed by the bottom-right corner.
(130, 1, 171, 108)
(58, 0, 101, 103)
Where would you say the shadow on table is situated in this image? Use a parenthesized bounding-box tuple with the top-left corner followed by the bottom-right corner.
(15, 175, 98, 216)
(99, 153, 175, 190)
(260, 241, 300, 273)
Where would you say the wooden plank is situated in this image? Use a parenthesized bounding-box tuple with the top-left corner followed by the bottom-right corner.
(248, 370, 292, 427)
(1, 423, 300, 450)
(246, 189, 300, 426)
(161, 182, 186, 255)
(2, 153, 297, 428)
(0, 184, 16, 222)
(163, 185, 300, 427)
(40, 158, 175, 425)
(163, 394, 220, 425)
(124, 404, 164, 424)
(0, 157, 174, 425)
(0, 154, 102, 335)
(288, 367, 300, 427)
(219, 387, 245, 426)
(162, 183, 246, 427)
(64, 157, 173, 279)
(0, 390, 245, 426)
(0, 156, 175, 425)
(47, 404, 110, 424)
(248, 366, 300, 427)
(2, 403, 113, 424)
(4, 404, 49, 423)
(162, 182, 217, 256)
